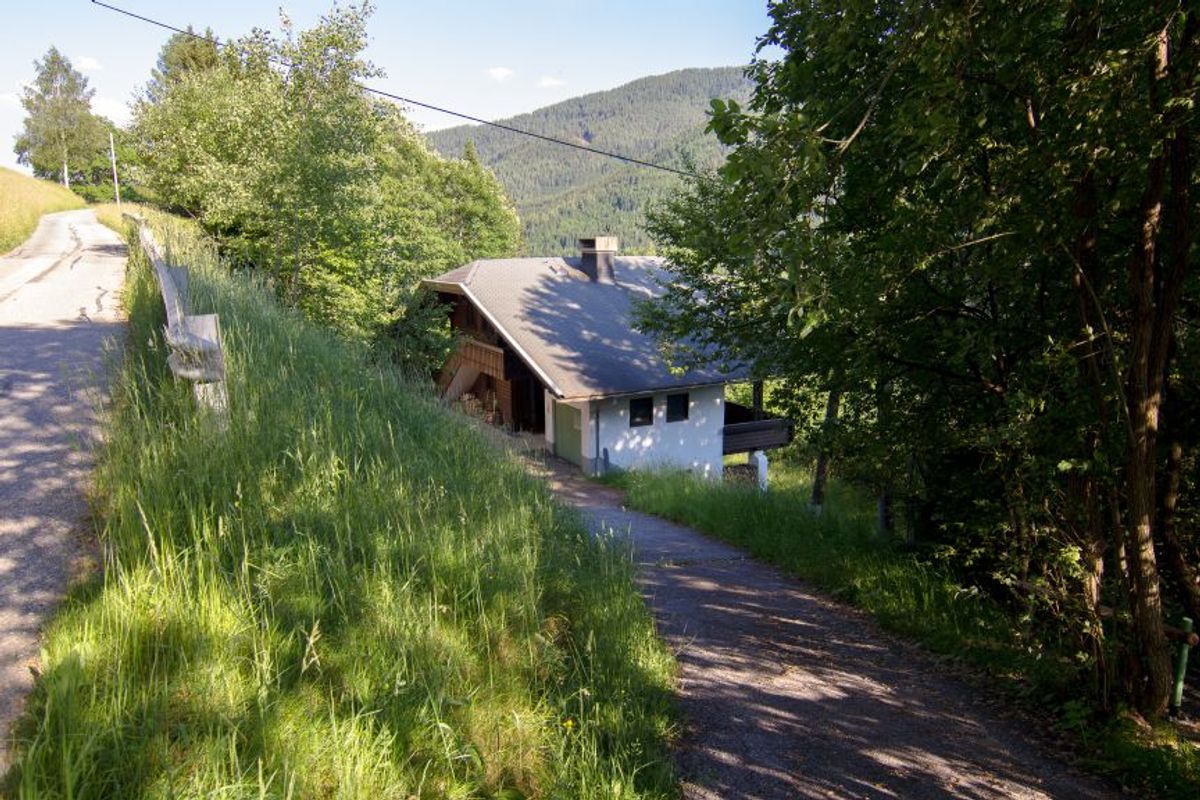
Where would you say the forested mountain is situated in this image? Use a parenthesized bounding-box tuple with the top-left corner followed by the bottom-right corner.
(426, 67, 752, 255)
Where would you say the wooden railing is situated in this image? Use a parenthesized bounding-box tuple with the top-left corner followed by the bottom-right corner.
(126, 214, 228, 416)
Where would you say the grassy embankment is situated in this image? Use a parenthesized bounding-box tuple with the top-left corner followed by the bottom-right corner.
(92, 201, 152, 236)
(611, 464, 1200, 799)
(5, 210, 676, 799)
(0, 167, 86, 254)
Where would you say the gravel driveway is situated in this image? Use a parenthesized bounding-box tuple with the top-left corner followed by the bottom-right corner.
(539, 460, 1122, 800)
(0, 210, 126, 768)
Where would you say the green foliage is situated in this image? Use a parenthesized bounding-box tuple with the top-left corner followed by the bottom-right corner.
(145, 26, 220, 103)
(133, 5, 520, 366)
(645, 1, 1200, 716)
(4, 211, 676, 799)
(14, 47, 108, 189)
(1088, 714, 1200, 800)
(427, 67, 751, 254)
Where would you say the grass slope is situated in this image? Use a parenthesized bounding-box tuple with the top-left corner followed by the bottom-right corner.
(426, 67, 752, 255)
(0, 167, 85, 254)
(612, 465, 1200, 799)
(5, 211, 676, 799)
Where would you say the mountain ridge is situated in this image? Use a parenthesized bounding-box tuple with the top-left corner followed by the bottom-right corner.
(425, 66, 752, 255)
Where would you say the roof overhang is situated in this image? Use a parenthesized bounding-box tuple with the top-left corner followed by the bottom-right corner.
(423, 280, 465, 295)
(557, 379, 730, 404)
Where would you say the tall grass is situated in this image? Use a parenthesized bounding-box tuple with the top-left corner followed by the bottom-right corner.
(91, 202, 152, 236)
(4, 210, 676, 799)
(615, 464, 1200, 798)
(0, 167, 85, 254)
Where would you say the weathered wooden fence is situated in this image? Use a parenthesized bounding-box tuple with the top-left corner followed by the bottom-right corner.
(125, 214, 228, 416)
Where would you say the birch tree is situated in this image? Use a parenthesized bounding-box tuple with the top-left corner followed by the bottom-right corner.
(14, 47, 106, 189)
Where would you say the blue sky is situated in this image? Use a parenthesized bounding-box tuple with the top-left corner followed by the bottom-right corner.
(0, 1, 775, 172)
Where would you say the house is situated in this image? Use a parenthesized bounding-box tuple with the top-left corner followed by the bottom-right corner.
(423, 237, 792, 477)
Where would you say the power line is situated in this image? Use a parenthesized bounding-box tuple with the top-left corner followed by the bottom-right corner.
(90, 0, 698, 178)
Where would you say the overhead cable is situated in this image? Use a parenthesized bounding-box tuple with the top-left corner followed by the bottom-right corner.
(90, 0, 699, 178)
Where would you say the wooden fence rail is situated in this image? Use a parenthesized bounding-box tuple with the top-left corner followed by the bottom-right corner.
(125, 213, 228, 416)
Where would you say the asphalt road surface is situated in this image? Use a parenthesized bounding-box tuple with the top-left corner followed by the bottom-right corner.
(0, 210, 125, 768)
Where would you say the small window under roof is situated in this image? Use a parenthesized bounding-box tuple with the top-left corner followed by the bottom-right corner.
(629, 397, 653, 427)
(666, 393, 689, 422)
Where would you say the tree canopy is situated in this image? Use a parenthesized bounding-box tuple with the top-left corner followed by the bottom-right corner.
(145, 26, 220, 103)
(645, 0, 1198, 718)
(132, 5, 521, 364)
(15, 47, 107, 189)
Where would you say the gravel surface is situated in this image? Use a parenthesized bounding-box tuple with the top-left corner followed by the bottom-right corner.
(0, 210, 125, 769)
(539, 460, 1123, 800)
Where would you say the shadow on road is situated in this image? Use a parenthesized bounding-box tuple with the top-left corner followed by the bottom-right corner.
(538, 458, 1119, 800)
(0, 320, 123, 746)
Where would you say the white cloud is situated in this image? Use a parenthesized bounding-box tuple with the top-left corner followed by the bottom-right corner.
(486, 66, 514, 83)
(92, 96, 131, 125)
(538, 76, 566, 88)
(76, 56, 103, 73)
(0, 93, 19, 109)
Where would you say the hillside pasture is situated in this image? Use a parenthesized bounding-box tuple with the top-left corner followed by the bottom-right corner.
(0, 167, 86, 254)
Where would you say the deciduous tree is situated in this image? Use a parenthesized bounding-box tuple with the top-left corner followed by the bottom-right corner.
(646, 0, 1198, 717)
(15, 47, 106, 188)
(132, 4, 520, 364)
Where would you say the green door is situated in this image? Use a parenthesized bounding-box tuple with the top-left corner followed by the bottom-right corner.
(554, 402, 583, 466)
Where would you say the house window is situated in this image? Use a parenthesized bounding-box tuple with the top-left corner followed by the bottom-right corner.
(666, 393, 689, 422)
(629, 397, 653, 427)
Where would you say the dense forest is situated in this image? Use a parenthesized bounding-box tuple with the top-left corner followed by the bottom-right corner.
(426, 67, 751, 255)
(645, 0, 1198, 724)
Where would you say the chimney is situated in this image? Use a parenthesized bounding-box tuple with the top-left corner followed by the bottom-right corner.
(578, 236, 618, 284)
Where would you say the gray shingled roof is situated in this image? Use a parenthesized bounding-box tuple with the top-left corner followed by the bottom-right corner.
(424, 256, 745, 401)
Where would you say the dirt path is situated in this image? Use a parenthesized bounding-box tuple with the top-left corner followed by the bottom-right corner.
(538, 460, 1121, 800)
(0, 210, 126, 768)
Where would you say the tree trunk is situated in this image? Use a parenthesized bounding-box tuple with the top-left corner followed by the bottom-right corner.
(1067, 156, 1115, 704)
(1120, 24, 1172, 716)
(61, 159, 68, 189)
(1154, 15, 1198, 626)
(877, 491, 894, 539)
(810, 377, 842, 512)
(1158, 423, 1200, 622)
(1119, 8, 1197, 718)
(1123, 434, 1170, 716)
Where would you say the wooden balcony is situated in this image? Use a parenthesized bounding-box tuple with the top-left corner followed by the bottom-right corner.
(438, 337, 506, 392)
(722, 401, 794, 455)
(457, 338, 506, 378)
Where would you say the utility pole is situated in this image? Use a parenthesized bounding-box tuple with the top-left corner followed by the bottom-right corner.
(108, 131, 122, 215)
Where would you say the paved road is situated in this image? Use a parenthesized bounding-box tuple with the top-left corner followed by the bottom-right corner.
(539, 461, 1121, 800)
(0, 210, 125, 767)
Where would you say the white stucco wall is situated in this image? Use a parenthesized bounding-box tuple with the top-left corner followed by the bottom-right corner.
(593, 385, 724, 478)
